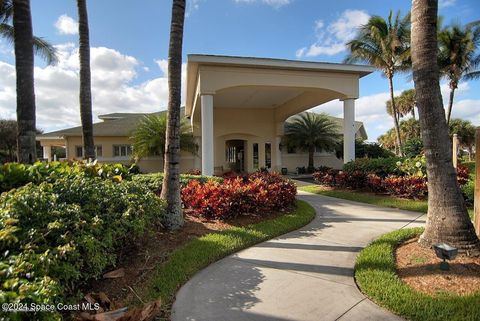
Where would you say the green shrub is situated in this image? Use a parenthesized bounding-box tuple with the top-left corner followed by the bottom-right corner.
(396, 155, 427, 177)
(0, 161, 138, 193)
(343, 157, 403, 177)
(461, 161, 475, 174)
(132, 172, 223, 194)
(403, 138, 424, 158)
(461, 179, 475, 205)
(0, 177, 164, 319)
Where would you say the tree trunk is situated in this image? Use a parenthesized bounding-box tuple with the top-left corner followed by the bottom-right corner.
(77, 0, 95, 160)
(411, 107, 416, 120)
(13, 0, 36, 164)
(411, 0, 479, 253)
(446, 86, 455, 125)
(308, 145, 315, 171)
(388, 76, 404, 156)
(160, 0, 185, 230)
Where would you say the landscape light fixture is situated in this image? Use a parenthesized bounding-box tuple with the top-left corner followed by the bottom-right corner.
(433, 243, 458, 271)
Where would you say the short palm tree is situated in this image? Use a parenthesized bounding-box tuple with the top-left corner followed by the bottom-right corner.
(283, 113, 340, 171)
(1, 0, 57, 65)
(130, 113, 197, 159)
(438, 21, 480, 124)
(345, 11, 411, 156)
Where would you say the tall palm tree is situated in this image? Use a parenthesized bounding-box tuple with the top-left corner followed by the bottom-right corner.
(411, 0, 479, 252)
(77, 0, 95, 160)
(283, 113, 341, 171)
(12, 0, 36, 163)
(438, 21, 480, 124)
(1, 0, 57, 65)
(345, 11, 411, 156)
(161, 0, 186, 230)
(398, 89, 416, 120)
(130, 113, 197, 159)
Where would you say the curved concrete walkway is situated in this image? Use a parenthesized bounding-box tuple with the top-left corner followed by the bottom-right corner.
(172, 190, 426, 321)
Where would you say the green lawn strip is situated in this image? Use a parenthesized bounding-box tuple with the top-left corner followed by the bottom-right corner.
(299, 185, 474, 219)
(144, 200, 315, 311)
(356, 228, 480, 321)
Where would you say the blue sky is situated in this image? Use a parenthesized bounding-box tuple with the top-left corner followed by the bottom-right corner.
(0, 0, 479, 141)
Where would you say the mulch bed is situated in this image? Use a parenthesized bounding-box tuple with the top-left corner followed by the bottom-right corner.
(83, 210, 282, 308)
(395, 237, 480, 296)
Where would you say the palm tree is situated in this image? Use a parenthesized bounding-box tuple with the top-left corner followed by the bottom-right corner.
(438, 21, 480, 124)
(411, 0, 479, 252)
(12, 0, 36, 163)
(161, 0, 186, 230)
(386, 89, 416, 120)
(345, 11, 411, 156)
(283, 113, 341, 171)
(130, 114, 197, 159)
(1, 0, 57, 65)
(449, 118, 476, 159)
(77, 0, 95, 160)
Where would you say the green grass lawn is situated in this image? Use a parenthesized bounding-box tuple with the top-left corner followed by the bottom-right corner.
(299, 185, 474, 219)
(143, 200, 316, 317)
(356, 228, 480, 321)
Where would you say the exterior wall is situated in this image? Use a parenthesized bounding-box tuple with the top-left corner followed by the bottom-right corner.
(212, 107, 278, 173)
(63, 136, 195, 173)
(281, 152, 343, 172)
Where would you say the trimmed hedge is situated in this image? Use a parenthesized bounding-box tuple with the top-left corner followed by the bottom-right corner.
(0, 161, 139, 193)
(343, 157, 404, 177)
(0, 177, 164, 320)
(131, 172, 223, 195)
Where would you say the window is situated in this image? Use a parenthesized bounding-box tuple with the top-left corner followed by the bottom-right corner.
(113, 145, 132, 157)
(287, 146, 296, 154)
(75, 145, 83, 158)
(95, 145, 103, 157)
(253, 143, 259, 170)
(265, 143, 271, 169)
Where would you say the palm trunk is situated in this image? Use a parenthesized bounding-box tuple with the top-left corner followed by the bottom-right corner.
(13, 0, 36, 164)
(77, 0, 95, 160)
(411, 0, 479, 253)
(446, 86, 455, 125)
(411, 107, 416, 120)
(160, 0, 185, 230)
(308, 145, 315, 171)
(388, 76, 403, 156)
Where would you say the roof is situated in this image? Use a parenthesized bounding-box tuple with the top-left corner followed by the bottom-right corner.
(187, 54, 376, 77)
(38, 109, 367, 140)
(37, 111, 163, 138)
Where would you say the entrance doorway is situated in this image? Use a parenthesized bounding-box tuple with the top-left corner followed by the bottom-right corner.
(225, 140, 246, 172)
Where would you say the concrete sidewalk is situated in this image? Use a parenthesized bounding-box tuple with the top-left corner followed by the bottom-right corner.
(172, 191, 426, 321)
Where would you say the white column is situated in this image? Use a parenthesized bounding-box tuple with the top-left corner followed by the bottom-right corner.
(43, 146, 51, 162)
(343, 98, 356, 164)
(275, 136, 282, 172)
(201, 95, 214, 176)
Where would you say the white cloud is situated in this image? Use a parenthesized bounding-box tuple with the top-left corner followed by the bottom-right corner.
(0, 44, 187, 132)
(296, 9, 370, 58)
(306, 81, 480, 141)
(439, 0, 456, 8)
(234, 0, 291, 9)
(54, 14, 78, 35)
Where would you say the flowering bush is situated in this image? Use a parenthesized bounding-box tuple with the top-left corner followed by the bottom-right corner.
(366, 174, 386, 193)
(181, 172, 296, 219)
(187, 168, 202, 175)
(396, 155, 427, 177)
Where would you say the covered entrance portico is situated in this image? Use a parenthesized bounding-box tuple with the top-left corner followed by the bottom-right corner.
(186, 55, 374, 176)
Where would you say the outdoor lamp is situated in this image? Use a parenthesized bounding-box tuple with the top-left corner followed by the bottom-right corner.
(433, 243, 458, 271)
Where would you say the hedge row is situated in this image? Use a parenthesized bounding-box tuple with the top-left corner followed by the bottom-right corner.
(314, 164, 469, 200)
(0, 177, 164, 320)
(0, 161, 139, 193)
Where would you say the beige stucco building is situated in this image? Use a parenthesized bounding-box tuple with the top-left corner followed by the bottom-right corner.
(37, 55, 373, 174)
